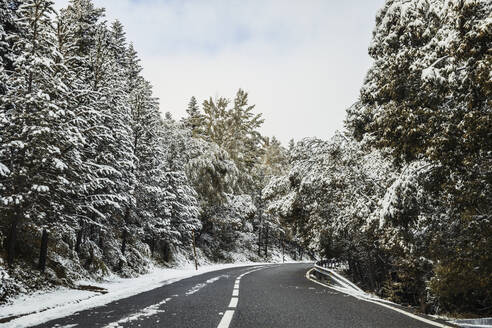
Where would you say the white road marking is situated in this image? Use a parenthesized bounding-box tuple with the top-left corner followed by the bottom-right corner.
(228, 297, 238, 308)
(216, 266, 268, 328)
(217, 310, 235, 328)
(305, 269, 452, 328)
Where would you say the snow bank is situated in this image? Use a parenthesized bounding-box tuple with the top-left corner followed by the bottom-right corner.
(451, 318, 492, 328)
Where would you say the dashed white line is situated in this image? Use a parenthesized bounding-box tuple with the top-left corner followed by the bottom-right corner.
(217, 310, 235, 328)
(216, 266, 267, 328)
(228, 297, 238, 308)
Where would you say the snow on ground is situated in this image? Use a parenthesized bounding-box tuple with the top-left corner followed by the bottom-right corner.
(0, 261, 273, 328)
(449, 318, 492, 328)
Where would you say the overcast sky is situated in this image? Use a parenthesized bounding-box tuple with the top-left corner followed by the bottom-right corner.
(54, 0, 385, 144)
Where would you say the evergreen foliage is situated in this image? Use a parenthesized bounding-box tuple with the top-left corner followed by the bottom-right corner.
(266, 0, 491, 315)
(0, 0, 292, 302)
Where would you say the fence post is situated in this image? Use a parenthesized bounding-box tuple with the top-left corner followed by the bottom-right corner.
(38, 229, 48, 272)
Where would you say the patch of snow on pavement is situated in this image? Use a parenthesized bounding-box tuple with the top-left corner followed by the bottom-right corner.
(185, 274, 229, 296)
(102, 297, 172, 328)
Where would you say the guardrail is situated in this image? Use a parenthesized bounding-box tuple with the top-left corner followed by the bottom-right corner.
(315, 258, 343, 270)
(312, 259, 364, 293)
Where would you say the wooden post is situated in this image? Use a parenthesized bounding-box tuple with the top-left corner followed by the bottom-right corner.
(282, 236, 285, 263)
(38, 229, 48, 272)
(7, 220, 18, 267)
(192, 229, 198, 270)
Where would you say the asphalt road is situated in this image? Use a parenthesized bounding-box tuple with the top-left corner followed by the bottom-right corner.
(32, 263, 452, 328)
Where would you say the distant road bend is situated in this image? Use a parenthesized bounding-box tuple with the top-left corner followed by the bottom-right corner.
(33, 263, 454, 328)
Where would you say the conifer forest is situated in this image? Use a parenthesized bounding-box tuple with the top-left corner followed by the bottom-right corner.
(0, 0, 491, 320)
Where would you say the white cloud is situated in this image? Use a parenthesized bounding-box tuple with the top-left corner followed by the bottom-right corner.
(54, 0, 385, 144)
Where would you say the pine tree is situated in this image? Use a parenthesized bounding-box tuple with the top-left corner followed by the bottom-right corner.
(0, 0, 82, 258)
(57, 0, 113, 228)
(200, 89, 265, 193)
(345, 0, 492, 313)
(0, 0, 19, 96)
(57, 1, 138, 272)
(0, 1, 18, 196)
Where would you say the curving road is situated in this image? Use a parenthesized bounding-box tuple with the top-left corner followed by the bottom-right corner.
(32, 263, 454, 328)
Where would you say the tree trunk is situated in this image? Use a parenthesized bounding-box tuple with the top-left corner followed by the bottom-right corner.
(264, 225, 269, 258)
(163, 241, 171, 262)
(281, 237, 285, 263)
(75, 227, 83, 254)
(99, 232, 104, 252)
(367, 257, 376, 291)
(7, 220, 18, 267)
(38, 229, 48, 272)
(121, 229, 127, 255)
(257, 226, 262, 257)
(192, 230, 198, 270)
(150, 236, 155, 257)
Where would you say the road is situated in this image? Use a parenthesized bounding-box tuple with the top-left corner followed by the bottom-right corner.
(32, 263, 452, 328)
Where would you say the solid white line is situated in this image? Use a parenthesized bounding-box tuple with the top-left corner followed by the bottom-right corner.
(234, 283, 240, 288)
(217, 310, 235, 328)
(228, 297, 238, 308)
(305, 269, 452, 328)
(232, 289, 239, 296)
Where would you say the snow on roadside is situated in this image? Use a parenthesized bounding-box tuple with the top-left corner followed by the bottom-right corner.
(313, 267, 492, 328)
(449, 318, 492, 328)
(0, 262, 270, 328)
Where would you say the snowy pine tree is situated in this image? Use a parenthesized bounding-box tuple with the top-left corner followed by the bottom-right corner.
(0, 0, 84, 263)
